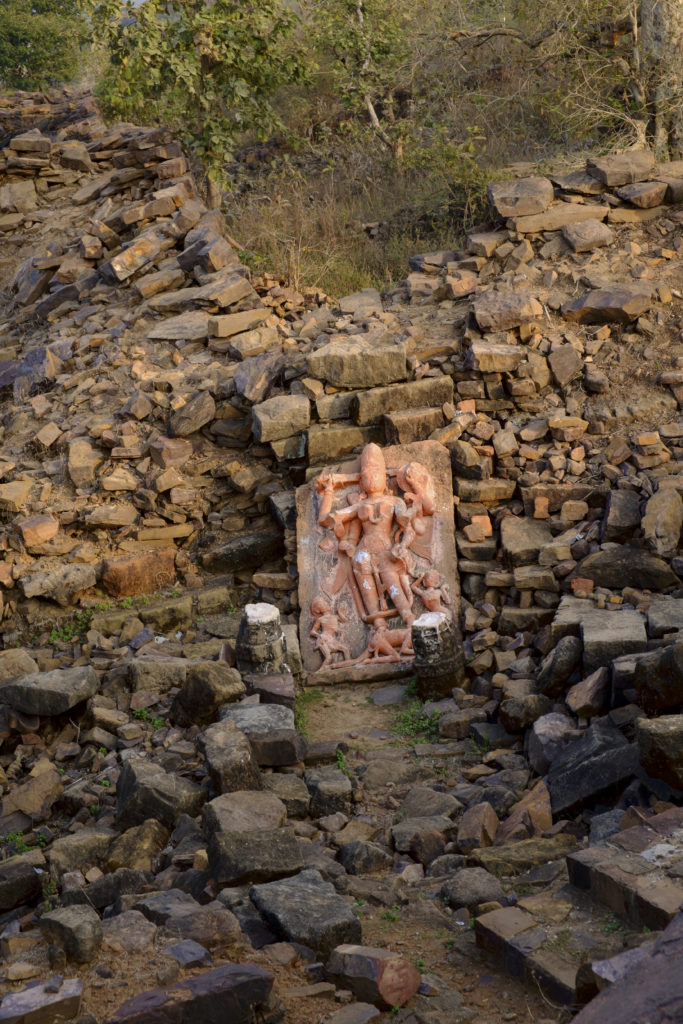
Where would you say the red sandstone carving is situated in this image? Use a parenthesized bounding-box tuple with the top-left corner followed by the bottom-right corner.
(308, 443, 449, 669)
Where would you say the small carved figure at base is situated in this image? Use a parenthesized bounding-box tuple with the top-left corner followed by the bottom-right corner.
(309, 596, 351, 668)
(411, 569, 451, 616)
(358, 611, 414, 664)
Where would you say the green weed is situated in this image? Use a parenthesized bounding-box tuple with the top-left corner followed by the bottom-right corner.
(469, 735, 490, 757)
(42, 877, 57, 913)
(404, 676, 418, 698)
(392, 701, 441, 742)
(382, 905, 401, 922)
(48, 610, 93, 646)
(294, 688, 324, 736)
(336, 749, 351, 777)
(603, 914, 627, 935)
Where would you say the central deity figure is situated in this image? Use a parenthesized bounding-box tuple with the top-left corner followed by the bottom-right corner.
(316, 443, 423, 627)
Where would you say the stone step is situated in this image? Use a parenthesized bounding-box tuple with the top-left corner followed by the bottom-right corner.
(474, 878, 652, 1007)
(472, 815, 683, 1007)
(566, 806, 683, 930)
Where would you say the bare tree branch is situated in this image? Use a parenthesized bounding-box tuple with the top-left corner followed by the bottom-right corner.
(450, 23, 564, 49)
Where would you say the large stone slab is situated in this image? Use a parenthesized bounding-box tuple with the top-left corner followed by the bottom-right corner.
(581, 609, 647, 673)
(586, 151, 656, 186)
(309, 337, 407, 388)
(561, 218, 613, 252)
(252, 394, 310, 443)
(208, 827, 304, 885)
(105, 964, 273, 1024)
(488, 177, 554, 217)
(472, 291, 542, 332)
(116, 759, 205, 829)
(0, 978, 83, 1024)
(637, 715, 683, 789)
(296, 442, 459, 680)
(350, 378, 453, 425)
(0, 666, 98, 716)
(510, 204, 610, 233)
(250, 868, 362, 954)
(546, 720, 639, 815)
(562, 285, 653, 325)
(465, 340, 524, 372)
(571, 548, 678, 590)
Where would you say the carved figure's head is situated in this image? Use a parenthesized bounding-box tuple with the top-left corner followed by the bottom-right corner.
(423, 569, 440, 587)
(310, 596, 331, 616)
(360, 443, 387, 496)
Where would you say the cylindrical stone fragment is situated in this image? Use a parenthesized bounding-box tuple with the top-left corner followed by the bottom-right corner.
(236, 602, 289, 674)
(411, 611, 465, 699)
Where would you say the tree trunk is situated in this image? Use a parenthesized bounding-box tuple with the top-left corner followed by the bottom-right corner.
(206, 177, 223, 210)
(641, 0, 683, 158)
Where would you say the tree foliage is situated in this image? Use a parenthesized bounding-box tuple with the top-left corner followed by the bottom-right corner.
(86, 0, 310, 188)
(0, 0, 87, 90)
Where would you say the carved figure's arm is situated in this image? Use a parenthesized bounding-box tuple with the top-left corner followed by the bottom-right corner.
(393, 498, 416, 553)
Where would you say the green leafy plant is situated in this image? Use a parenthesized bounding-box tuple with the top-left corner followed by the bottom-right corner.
(469, 735, 490, 757)
(0, 0, 88, 90)
(48, 610, 93, 647)
(6, 830, 29, 854)
(392, 701, 441, 742)
(133, 708, 150, 721)
(382, 905, 401, 922)
(603, 914, 627, 935)
(336, 748, 351, 777)
(89, 804, 99, 817)
(294, 688, 324, 737)
(119, 597, 133, 610)
(412, 957, 426, 969)
(100, 779, 111, 788)
(86, 0, 310, 199)
(42, 877, 57, 913)
(404, 676, 418, 698)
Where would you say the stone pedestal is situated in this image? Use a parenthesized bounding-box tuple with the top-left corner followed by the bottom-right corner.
(236, 603, 289, 675)
(411, 611, 465, 700)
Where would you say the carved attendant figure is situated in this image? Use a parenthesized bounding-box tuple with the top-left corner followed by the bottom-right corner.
(309, 596, 351, 668)
(411, 569, 451, 615)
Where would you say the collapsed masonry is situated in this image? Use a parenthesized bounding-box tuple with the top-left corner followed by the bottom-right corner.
(0, 87, 682, 1022)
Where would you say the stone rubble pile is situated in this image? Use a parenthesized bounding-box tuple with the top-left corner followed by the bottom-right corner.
(0, 89, 682, 1023)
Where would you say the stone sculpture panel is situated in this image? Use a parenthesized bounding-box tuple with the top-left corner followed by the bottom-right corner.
(296, 441, 459, 681)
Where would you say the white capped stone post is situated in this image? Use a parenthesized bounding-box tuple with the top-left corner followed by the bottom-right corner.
(411, 611, 465, 700)
(236, 602, 288, 675)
